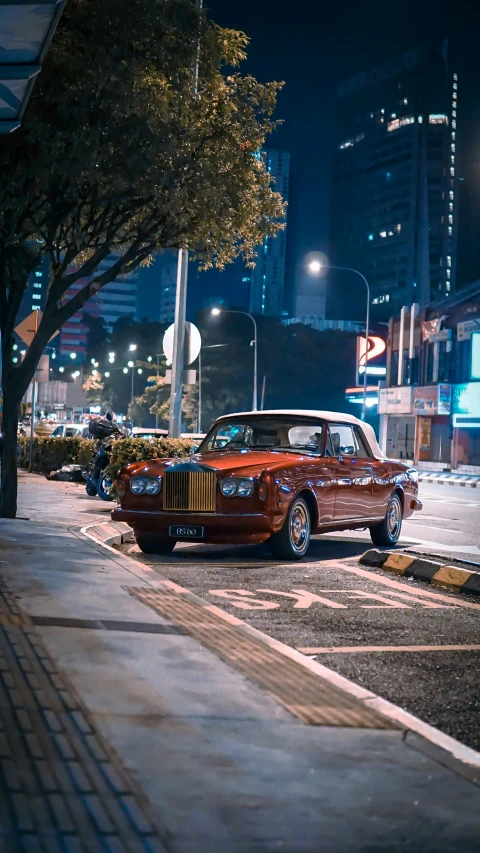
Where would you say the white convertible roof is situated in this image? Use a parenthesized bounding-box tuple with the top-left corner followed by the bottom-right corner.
(215, 410, 385, 460)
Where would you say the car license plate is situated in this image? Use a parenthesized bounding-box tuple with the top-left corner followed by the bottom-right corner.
(169, 525, 204, 539)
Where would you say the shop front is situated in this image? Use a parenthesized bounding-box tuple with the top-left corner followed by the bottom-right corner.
(452, 383, 480, 472)
(412, 385, 452, 468)
(378, 387, 414, 460)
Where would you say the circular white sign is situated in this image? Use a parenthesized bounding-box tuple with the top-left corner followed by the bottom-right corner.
(163, 321, 201, 366)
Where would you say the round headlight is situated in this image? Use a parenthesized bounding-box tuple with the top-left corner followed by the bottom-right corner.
(237, 479, 254, 497)
(220, 478, 238, 497)
(130, 477, 146, 495)
(145, 477, 162, 495)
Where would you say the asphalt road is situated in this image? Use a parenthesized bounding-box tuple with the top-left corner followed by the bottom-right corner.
(121, 480, 480, 751)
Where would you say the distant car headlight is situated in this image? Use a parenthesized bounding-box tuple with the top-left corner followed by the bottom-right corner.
(145, 477, 162, 495)
(220, 478, 238, 497)
(237, 479, 254, 497)
(130, 477, 147, 495)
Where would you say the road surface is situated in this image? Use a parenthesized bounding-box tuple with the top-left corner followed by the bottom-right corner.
(120, 481, 480, 751)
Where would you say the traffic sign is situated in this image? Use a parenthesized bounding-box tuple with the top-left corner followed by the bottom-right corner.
(14, 309, 41, 346)
(163, 322, 201, 366)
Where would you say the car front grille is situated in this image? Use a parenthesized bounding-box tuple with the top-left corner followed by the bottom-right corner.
(163, 470, 216, 512)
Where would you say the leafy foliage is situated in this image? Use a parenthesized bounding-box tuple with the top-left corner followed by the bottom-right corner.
(104, 436, 194, 484)
(17, 436, 95, 473)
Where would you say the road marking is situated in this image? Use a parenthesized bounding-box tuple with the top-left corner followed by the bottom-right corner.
(400, 536, 480, 556)
(257, 588, 347, 609)
(299, 644, 480, 654)
(209, 587, 453, 611)
(207, 590, 279, 610)
(318, 560, 480, 609)
(403, 523, 464, 534)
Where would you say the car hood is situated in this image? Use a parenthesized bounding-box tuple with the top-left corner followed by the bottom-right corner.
(122, 449, 310, 479)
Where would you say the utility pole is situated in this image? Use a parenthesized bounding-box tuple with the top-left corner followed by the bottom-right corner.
(168, 0, 203, 437)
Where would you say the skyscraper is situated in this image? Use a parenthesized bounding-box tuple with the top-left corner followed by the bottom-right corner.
(249, 148, 290, 317)
(59, 255, 139, 358)
(329, 44, 457, 320)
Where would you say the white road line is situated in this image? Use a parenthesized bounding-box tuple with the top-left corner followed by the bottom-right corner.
(318, 560, 480, 609)
(399, 536, 480, 556)
(402, 523, 463, 534)
(299, 644, 480, 654)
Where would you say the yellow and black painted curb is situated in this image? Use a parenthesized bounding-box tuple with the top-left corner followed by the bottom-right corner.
(360, 550, 480, 596)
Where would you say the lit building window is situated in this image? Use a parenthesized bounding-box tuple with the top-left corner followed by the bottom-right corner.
(32, 294, 41, 300)
(338, 132, 365, 150)
(449, 191, 454, 199)
(450, 167, 455, 176)
(452, 120, 456, 129)
(387, 115, 414, 132)
(447, 256, 452, 267)
(453, 82, 457, 90)
(449, 215, 453, 224)
(403, 97, 408, 104)
(453, 91, 457, 100)
(447, 269, 451, 278)
(368, 233, 374, 241)
(449, 203, 453, 212)
(446, 282, 451, 292)
(448, 226, 453, 236)
(429, 114, 448, 125)
(453, 73, 458, 81)
(418, 115, 423, 123)
(33, 282, 42, 288)
(379, 231, 387, 238)
(391, 113, 396, 118)
(451, 143, 455, 152)
(396, 223, 402, 232)
(35, 271, 42, 278)
(451, 156, 455, 164)
(381, 108, 385, 114)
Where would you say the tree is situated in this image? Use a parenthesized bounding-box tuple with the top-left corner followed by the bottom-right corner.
(0, 0, 284, 516)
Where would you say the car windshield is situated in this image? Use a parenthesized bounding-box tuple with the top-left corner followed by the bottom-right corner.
(198, 417, 325, 455)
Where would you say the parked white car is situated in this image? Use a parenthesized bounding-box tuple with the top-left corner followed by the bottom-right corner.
(51, 423, 85, 438)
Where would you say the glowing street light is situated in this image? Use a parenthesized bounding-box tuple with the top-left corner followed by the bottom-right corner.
(137, 368, 143, 374)
(123, 367, 129, 374)
(104, 371, 110, 378)
(127, 360, 134, 368)
(128, 344, 137, 352)
(308, 259, 322, 274)
(69, 352, 76, 360)
(92, 369, 99, 377)
(59, 366, 65, 373)
(211, 307, 221, 316)
(211, 306, 258, 410)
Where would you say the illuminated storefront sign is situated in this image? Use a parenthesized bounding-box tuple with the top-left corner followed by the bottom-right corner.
(457, 318, 480, 342)
(471, 332, 480, 380)
(356, 335, 387, 385)
(413, 385, 451, 416)
(452, 383, 480, 417)
(378, 386, 413, 414)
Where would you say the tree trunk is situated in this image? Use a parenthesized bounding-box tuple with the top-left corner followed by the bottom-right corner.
(0, 383, 21, 518)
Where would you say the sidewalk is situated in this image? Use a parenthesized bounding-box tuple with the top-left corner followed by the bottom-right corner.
(1, 472, 480, 852)
(418, 470, 480, 487)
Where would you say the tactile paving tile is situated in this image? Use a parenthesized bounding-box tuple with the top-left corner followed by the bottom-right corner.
(127, 586, 394, 729)
(0, 581, 172, 852)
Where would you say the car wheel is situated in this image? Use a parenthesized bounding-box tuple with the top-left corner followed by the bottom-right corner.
(370, 492, 403, 547)
(136, 534, 176, 555)
(270, 496, 311, 561)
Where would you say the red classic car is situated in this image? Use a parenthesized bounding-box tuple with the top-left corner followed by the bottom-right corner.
(112, 410, 422, 560)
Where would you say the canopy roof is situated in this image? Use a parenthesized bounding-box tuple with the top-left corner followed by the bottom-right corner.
(0, 0, 66, 133)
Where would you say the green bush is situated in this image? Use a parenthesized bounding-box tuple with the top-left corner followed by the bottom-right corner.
(105, 436, 193, 484)
(16, 435, 193, 480)
(17, 436, 95, 474)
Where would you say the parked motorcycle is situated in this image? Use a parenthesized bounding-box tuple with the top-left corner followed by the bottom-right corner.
(83, 415, 127, 501)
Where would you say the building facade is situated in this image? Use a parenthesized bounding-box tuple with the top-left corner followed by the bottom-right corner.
(59, 255, 139, 358)
(329, 44, 457, 322)
(249, 148, 290, 317)
(379, 282, 480, 471)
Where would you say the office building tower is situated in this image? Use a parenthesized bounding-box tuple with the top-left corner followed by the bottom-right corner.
(329, 44, 457, 321)
(17, 255, 50, 323)
(59, 255, 139, 358)
(249, 148, 290, 317)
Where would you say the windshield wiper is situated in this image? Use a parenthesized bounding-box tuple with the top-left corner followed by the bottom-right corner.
(271, 446, 319, 456)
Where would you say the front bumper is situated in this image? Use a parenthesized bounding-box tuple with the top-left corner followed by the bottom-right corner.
(111, 507, 282, 544)
(410, 498, 423, 511)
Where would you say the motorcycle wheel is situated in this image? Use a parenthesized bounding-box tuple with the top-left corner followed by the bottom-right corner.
(97, 475, 114, 501)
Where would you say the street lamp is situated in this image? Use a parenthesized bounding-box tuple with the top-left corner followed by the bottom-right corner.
(128, 343, 137, 352)
(127, 360, 135, 404)
(309, 261, 370, 420)
(211, 307, 258, 410)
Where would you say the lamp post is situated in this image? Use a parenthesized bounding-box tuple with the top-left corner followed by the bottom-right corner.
(197, 343, 229, 432)
(308, 260, 370, 420)
(211, 308, 258, 410)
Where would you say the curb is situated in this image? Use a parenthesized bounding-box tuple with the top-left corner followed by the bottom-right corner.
(80, 519, 480, 773)
(360, 549, 480, 596)
(418, 473, 479, 488)
(86, 520, 134, 548)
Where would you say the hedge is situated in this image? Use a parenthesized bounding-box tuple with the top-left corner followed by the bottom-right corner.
(17, 435, 193, 479)
(17, 436, 95, 474)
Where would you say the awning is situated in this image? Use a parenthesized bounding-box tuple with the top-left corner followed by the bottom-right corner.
(0, 0, 66, 133)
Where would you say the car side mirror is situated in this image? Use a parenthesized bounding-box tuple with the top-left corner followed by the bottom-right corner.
(192, 444, 199, 454)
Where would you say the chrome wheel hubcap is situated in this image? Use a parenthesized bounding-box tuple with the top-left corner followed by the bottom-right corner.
(289, 503, 310, 552)
(387, 498, 401, 538)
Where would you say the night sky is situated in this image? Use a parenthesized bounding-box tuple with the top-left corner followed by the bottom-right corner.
(188, 0, 480, 314)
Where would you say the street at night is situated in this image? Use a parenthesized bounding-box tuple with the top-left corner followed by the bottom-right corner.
(2, 0, 480, 849)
